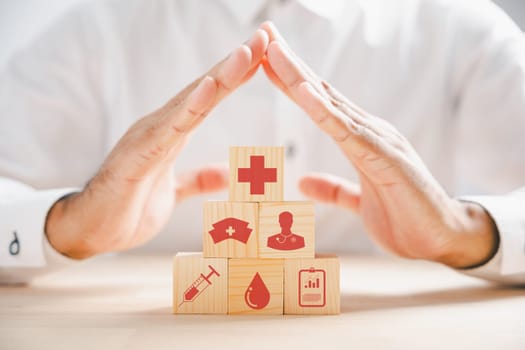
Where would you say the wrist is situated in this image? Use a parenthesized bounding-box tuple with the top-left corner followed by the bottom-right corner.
(436, 200, 499, 269)
(45, 192, 97, 260)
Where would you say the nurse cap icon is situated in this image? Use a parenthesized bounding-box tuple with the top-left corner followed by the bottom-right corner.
(266, 211, 305, 251)
(209, 217, 252, 244)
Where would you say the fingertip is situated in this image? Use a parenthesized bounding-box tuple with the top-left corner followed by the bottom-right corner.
(216, 45, 252, 91)
(259, 20, 281, 42)
(298, 176, 309, 193)
(244, 29, 268, 65)
(259, 20, 274, 30)
(187, 75, 217, 111)
(250, 28, 269, 49)
(239, 44, 253, 64)
(195, 75, 216, 93)
(298, 173, 317, 184)
(298, 183, 312, 199)
(257, 29, 270, 57)
(200, 166, 229, 191)
(200, 75, 217, 91)
(297, 174, 320, 197)
(259, 28, 270, 44)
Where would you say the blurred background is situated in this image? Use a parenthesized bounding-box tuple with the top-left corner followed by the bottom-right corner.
(0, 0, 524, 69)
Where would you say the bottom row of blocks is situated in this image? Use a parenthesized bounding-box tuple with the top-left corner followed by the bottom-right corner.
(173, 253, 340, 315)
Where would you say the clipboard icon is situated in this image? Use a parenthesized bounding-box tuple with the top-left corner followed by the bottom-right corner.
(298, 267, 326, 307)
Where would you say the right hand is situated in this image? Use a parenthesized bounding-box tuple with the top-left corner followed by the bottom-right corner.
(45, 29, 270, 259)
(260, 22, 498, 269)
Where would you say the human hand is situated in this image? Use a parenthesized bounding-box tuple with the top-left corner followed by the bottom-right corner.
(260, 22, 498, 268)
(45, 29, 270, 259)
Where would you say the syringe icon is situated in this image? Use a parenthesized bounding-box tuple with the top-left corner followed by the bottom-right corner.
(178, 265, 220, 307)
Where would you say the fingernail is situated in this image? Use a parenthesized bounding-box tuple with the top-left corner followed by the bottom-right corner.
(223, 45, 241, 68)
(244, 29, 268, 48)
(259, 20, 274, 29)
(261, 20, 279, 35)
(219, 45, 250, 86)
(244, 31, 258, 47)
(186, 75, 216, 111)
(195, 75, 215, 92)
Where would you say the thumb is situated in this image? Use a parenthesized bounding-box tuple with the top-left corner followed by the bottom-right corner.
(299, 173, 361, 212)
(175, 164, 229, 203)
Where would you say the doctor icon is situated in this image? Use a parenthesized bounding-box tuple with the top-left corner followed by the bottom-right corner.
(267, 211, 305, 251)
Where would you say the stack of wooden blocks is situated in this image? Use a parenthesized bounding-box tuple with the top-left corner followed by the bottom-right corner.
(173, 146, 340, 315)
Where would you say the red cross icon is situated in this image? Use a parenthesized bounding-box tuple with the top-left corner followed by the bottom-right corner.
(237, 155, 277, 195)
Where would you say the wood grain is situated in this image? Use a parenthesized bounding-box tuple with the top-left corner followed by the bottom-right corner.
(228, 258, 284, 315)
(3, 254, 524, 349)
(229, 146, 284, 202)
(173, 252, 228, 314)
(203, 201, 258, 258)
(258, 201, 315, 258)
(284, 254, 340, 315)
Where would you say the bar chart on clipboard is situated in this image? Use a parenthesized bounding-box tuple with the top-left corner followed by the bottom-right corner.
(298, 267, 326, 307)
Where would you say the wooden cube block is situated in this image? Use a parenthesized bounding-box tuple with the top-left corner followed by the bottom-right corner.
(258, 201, 315, 258)
(284, 254, 340, 315)
(229, 146, 284, 202)
(173, 252, 228, 314)
(203, 201, 258, 258)
(228, 258, 284, 315)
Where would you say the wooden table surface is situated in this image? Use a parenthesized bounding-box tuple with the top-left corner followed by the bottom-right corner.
(1, 253, 524, 350)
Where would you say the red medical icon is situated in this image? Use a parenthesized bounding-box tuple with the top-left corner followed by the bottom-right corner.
(298, 268, 326, 307)
(237, 155, 277, 195)
(208, 217, 252, 244)
(244, 272, 270, 310)
(179, 265, 220, 308)
(267, 211, 305, 251)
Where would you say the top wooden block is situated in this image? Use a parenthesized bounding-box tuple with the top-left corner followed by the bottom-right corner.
(229, 146, 284, 202)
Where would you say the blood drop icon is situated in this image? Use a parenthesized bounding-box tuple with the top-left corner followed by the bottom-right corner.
(244, 272, 270, 310)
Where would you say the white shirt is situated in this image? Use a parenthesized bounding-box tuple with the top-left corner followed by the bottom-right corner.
(1, 0, 524, 284)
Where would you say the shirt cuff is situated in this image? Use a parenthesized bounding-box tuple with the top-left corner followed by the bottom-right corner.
(0, 188, 79, 268)
(460, 192, 525, 281)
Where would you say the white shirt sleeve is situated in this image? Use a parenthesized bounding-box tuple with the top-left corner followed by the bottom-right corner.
(451, 1, 525, 195)
(442, 1, 525, 285)
(0, 178, 80, 284)
(460, 189, 525, 284)
(0, 4, 105, 283)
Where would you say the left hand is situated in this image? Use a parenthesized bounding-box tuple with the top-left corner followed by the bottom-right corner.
(45, 29, 269, 259)
(260, 22, 498, 269)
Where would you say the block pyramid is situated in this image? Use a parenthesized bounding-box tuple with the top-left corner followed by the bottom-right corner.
(173, 146, 340, 315)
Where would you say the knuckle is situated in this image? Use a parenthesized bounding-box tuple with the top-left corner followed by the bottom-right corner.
(216, 77, 233, 93)
(289, 75, 303, 89)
